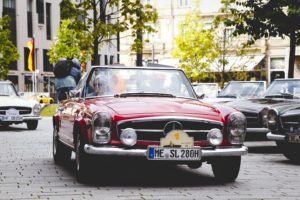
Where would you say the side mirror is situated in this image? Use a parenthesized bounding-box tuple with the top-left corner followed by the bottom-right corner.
(197, 93, 205, 99)
(69, 89, 80, 98)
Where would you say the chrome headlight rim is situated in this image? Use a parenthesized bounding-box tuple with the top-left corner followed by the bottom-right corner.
(207, 128, 223, 146)
(92, 112, 112, 144)
(260, 106, 270, 128)
(228, 111, 247, 145)
(120, 128, 137, 147)
(267, 108, 278, 131)
(33, 104, 41, 115)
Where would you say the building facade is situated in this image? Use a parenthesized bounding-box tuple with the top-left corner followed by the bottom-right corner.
(1, 0, 61, 93)
(119, 0, 300, 83)
(1, 0, 118, 93)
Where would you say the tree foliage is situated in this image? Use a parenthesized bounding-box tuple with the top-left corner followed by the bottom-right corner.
(48, 19, 93, 66)
(223, 0, 300, 78)
(60, 0, 157, 65)
(172, 12, 220, 80)
(0, 16, 19, 80)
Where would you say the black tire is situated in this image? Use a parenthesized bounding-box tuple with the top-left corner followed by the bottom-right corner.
(49, 100, 54, 104)
(211, 156, 241, 182)
(281, 143, 300, 162)
(53, 125, 72, 164)
(27, 120, 38, 130)
(75, 134, 91, 182)
(40, 100, 43, 104)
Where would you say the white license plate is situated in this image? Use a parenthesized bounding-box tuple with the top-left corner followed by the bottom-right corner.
(147, 146, 201, 160)
(0, 115, 23, 121)
(288, 134, 300, 143)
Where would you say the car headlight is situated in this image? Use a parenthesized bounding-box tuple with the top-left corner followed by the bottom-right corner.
(260, 107, 270, 128)
(207, 128, 223, 146)
(33, 104, 41, 115)
(267, 109, 278, 131)
(120, 128, 137, 147)
(228, 112, 247, 145)
(92, 112, 112, 144)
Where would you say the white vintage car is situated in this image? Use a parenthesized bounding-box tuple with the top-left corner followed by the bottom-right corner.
(0, 80, 41, 130)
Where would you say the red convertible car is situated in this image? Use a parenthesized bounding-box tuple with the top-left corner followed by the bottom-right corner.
(53, 66, 248, 182)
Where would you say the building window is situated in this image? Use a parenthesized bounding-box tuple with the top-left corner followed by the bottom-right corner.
(24, 47, 30, 71)
(27, 0, 33, 37)
(270, 57, 285, 70)
(43, 76, 55, 93)
(46, 3, 52, 40)
(105, 55, 108, 65)
(36, 0, 44, 24)
(25, 76, 33, 92)
(3, 0, 15, 8)
(43, 49, 53, 72)
(179, 0, 189, 6)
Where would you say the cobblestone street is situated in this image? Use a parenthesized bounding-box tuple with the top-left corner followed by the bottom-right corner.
(0, 117, 299, 200)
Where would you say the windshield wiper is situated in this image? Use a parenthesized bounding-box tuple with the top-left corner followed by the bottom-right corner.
(265, 92, 299, 99)
(114, 92, 176, 98)
(217, 94, 237, 98)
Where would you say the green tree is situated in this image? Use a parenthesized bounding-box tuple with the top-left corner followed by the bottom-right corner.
(60, 0, 157, 65)
(0, 16, 19, 80)
(212, 4, 258, 87)
(48, 19, 93, 66)
(172, 12, 220, 81)
(224, 0, 300, 78)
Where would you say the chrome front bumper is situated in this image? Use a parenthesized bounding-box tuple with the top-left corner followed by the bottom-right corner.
(266, 132, 286, 141)
(246, 128, 269, 134)
(84, 145, 248, 158)
(23, 116, 42, 121)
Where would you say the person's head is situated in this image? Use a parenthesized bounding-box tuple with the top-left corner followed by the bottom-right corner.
(72, 58, 81, 70)
(93, 75, 110, 95)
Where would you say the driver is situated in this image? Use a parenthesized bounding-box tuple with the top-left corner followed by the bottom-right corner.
(92, 75, 111, 96)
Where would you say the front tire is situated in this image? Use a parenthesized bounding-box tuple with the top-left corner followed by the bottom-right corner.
(53, 125, 71, 164)
(75, 134, 91, 182)
(211, 156, 241, 182)
(281, 143, 300, 162)
(27, 120, 38, 130)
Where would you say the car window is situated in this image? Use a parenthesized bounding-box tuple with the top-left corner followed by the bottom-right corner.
(0, 83, 18, 96)
(265, 80, 300, 98)
(83, 68, 196, 99)
(218, 81, 265, 98)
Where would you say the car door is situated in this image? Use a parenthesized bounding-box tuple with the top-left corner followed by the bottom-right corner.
(59, 101, 77, 146)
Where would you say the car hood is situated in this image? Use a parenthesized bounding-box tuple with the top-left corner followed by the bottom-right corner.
(89, 97, 220, 116)
(223, 98, 296, 113)
(0, 96, 37, 107)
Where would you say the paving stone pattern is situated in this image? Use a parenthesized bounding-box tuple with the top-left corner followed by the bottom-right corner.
(0, 117, 300, 200)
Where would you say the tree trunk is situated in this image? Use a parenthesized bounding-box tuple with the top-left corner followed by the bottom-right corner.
(288, 30, 296, 78)
(136, 29, 143, 66)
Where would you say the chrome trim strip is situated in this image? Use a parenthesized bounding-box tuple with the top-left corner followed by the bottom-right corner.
(117, 116, 223, 127)
(23, 116, 42, 120)
(246, 128, 269, 133)
(84, 144, 247, 157)
(126, 129, 210, 133)
(266, 132, 286, 141)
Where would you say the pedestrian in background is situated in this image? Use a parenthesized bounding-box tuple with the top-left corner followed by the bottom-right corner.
(54, 58, 82, 102)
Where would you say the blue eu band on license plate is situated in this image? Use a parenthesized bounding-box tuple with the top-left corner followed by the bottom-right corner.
(147, 146, 201, 160)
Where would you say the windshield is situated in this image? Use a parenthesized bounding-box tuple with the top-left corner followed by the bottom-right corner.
(0, 83, 18, 96)
(193, 83, 219, 98)
(218, 81, 265, 98)
(264, 79, 300, 98)
(83, 68, 196, 99)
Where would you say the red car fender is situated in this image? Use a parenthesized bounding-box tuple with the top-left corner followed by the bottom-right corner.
(73, 117, 93, 145)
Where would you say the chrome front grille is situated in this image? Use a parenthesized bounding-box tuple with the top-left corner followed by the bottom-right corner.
(242, 111, 260, 127)
(280, 115, 300, 133)
(117, 116, 223, 142)
(0, 106, 32, 115)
